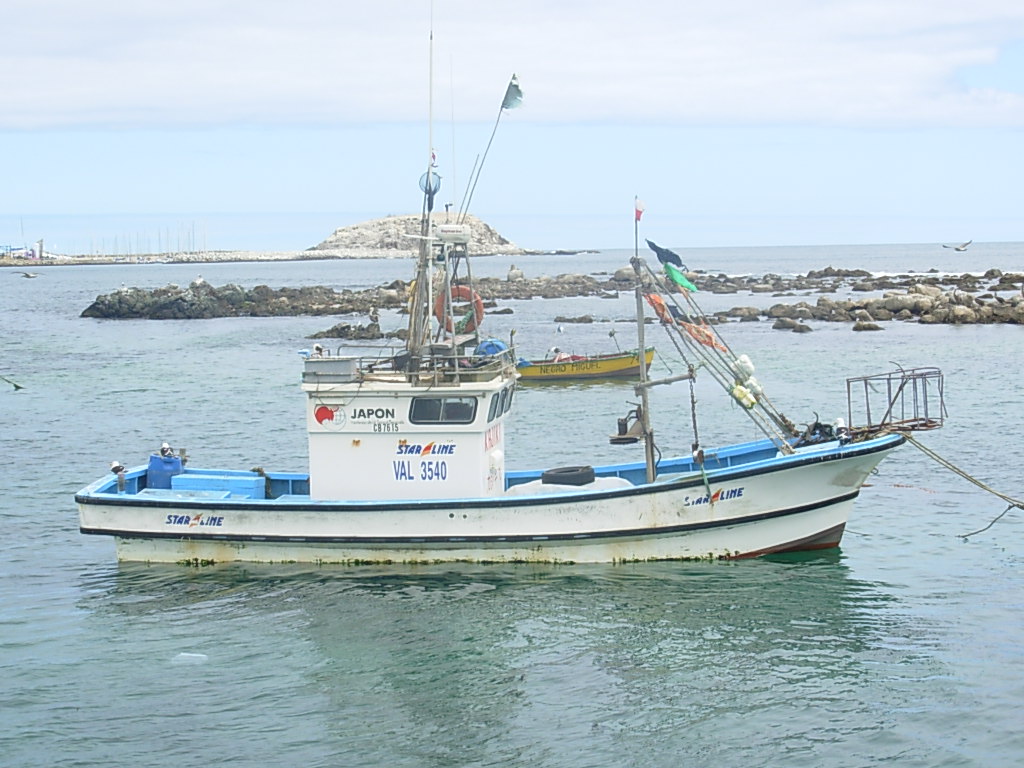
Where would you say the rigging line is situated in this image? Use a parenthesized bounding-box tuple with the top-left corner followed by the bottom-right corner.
(653, 277, 794, 434)
(648, 301, 780, 438)
(699, 462, 714, 507)
(903, 434, 1024, 509)
(448, 55, 458, 218)
(689, 368, 700, 430)
(638, 262, 733, 370)
(456, 155, 480, 219)
(643, 259, 740, 359)
(673, 331, 788, 446)
(636, 260, 793, 446)
(459, 86, 507, 222)
(654, 316, 693, 367)
(687, 366, 703, 455)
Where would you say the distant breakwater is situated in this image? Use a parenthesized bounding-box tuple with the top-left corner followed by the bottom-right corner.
(80, 268, 1024, 331)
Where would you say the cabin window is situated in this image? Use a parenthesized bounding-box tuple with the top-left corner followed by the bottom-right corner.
(497, 388, 508, 416)
(487, 392, 500, 422)
(410, 398, 441, 422)
(410, 396, 478, 424)
(504, 385, 515, 413)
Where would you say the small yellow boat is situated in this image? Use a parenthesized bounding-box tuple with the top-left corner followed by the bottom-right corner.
(516, 347, 655, 382)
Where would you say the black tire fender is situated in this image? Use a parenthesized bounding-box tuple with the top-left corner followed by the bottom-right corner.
(540, 465, 595, 486)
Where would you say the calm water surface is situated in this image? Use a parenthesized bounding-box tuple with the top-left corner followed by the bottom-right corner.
(1, 245, 1023, 766)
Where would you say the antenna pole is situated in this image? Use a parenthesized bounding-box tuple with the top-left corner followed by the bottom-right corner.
(427, 15, 434, 183)
(409, 7, 438, 360)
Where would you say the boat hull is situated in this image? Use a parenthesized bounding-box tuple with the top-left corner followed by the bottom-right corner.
(78, 434, 904, 564)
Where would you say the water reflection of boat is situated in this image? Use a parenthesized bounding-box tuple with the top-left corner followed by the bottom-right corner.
(516, 347, 654, 382)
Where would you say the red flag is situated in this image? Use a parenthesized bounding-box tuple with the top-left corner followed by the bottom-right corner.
(635, 198, 645, 221)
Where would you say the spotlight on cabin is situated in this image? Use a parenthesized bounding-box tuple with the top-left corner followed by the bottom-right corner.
(610, 407, 644, 445)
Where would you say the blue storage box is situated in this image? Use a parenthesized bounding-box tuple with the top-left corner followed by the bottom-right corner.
(146, 454, 183, 489)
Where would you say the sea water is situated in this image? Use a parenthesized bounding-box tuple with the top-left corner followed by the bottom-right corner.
(1, 244, 1023, 767)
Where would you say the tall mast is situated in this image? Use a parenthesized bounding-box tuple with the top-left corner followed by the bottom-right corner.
(408, 14, 440, 361)
(634, 279, 656, 482)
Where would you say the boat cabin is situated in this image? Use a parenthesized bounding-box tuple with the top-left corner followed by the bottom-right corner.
(302, 352, 516, 501)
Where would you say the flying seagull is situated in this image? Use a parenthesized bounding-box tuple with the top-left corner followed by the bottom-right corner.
(645, 239, 686, 269)
(942, 240, 972, 252)
(15, 271, 38, 278)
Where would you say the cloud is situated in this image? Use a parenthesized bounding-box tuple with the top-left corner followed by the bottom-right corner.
(4, 1, 1024, 129)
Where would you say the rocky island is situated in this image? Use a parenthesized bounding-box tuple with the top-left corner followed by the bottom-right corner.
(307, 213, 527, 259)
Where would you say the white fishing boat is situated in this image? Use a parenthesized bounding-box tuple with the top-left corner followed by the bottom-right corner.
(75, 245, 944, 565)
(76, 68, 945, 565)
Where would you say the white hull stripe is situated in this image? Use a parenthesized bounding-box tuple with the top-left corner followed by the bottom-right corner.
(81, 490, 860, 545)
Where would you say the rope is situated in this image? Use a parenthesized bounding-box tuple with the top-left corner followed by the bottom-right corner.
(902, 433, 1024, 538)
(959, 505, 1015, 539)
(699, 461, 714, 505)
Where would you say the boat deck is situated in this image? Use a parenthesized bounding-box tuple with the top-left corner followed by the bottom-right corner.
(79, 436, 828, 504)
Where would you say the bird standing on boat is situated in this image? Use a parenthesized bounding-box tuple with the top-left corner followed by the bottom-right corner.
(110, 461, 126, 474)
(159, 442, 174, 457)
(943, 240, 972, 251)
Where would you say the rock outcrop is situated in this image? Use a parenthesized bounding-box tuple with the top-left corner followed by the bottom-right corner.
(309, 213, 524, 257)
(80, 267, 1024, 328)
(733, 278, 1024, 329)
(80, 272, 632, 320)
(80, 279, 405, 320)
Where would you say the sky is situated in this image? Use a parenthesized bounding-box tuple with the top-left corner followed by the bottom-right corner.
(2, 0, 1023, 253)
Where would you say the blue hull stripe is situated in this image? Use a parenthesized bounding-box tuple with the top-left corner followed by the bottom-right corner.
(76, 434, 902, 514)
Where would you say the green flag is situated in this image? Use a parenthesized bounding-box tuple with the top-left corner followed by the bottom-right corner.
(664, 263, 698, 292)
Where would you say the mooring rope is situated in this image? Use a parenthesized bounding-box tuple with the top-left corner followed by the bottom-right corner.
(902, 433, 1024, 538)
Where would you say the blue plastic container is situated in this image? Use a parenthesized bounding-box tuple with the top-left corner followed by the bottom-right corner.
(475, 339, 508, 357)
(146, 454, 183, 489)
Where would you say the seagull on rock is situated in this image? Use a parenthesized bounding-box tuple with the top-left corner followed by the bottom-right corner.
(942, 240, 972, 252)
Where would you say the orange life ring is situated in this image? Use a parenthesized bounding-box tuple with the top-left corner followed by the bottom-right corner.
(434, 285, 485, 333)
